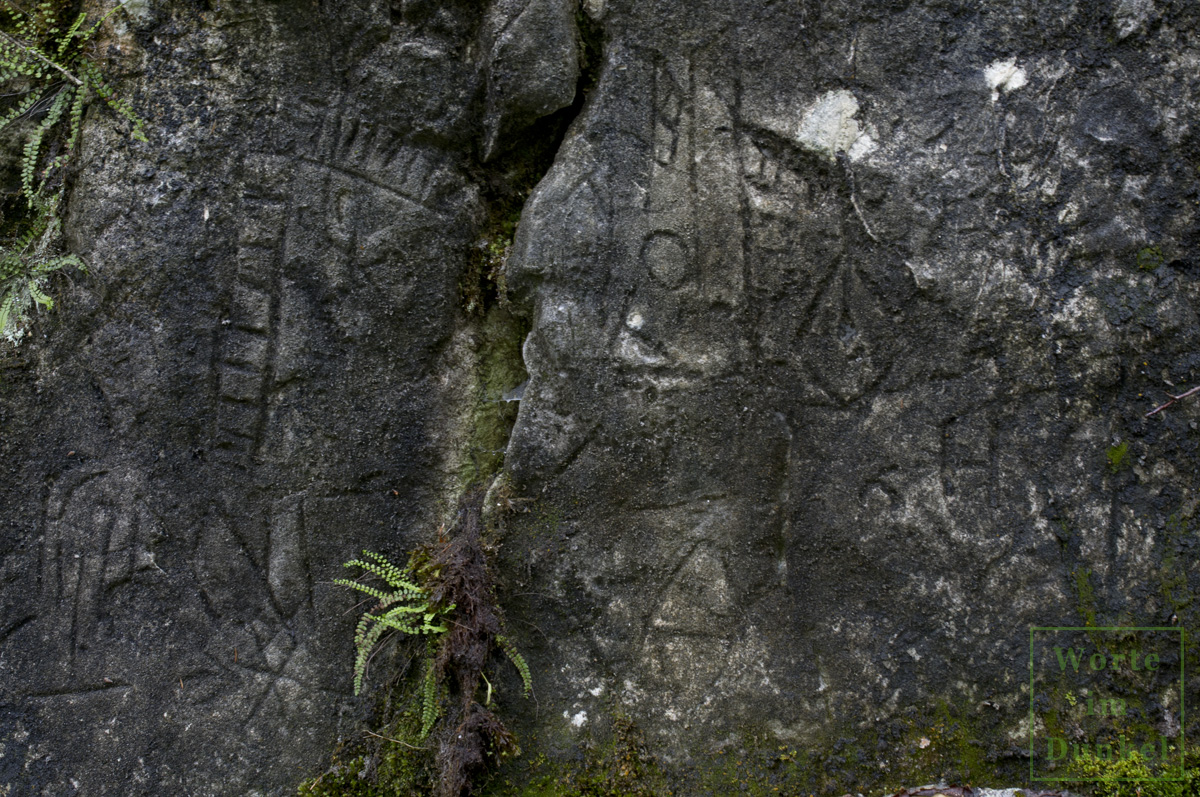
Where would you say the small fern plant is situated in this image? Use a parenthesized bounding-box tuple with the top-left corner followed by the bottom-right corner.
(335, 551, 454, 727)
(0, 0, 146, 344)
(496, 634, 532, 698)
(0, 191, 80, 344)
(1, 0, 147, 204)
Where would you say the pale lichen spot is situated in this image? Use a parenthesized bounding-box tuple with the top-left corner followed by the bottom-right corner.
(794, 90, 876, 162)
(582, 0, 605, 19)
(985, 58, 1028, 102)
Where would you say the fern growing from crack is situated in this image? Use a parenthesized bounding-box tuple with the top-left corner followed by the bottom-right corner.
(335, 550, 454, 732)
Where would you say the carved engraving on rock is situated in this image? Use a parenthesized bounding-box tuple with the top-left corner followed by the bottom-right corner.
(191, 493, 319, 633)
(647, 54, 688, 193)
(39, 468, 161, 667)
(267, 494, 313, 623)
(739, 132, 892, 404)
(618, 53, 747, 381)
(215, 153, 294, 464)
(305, 112, 455, 218)
(629, 505, 753, 715)
(642, 231, 690, 289)
(642, 53, 745, 302)
(217, 105, 466, 466)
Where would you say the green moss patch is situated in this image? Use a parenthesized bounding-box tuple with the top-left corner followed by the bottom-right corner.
(298, 664, 437, 797)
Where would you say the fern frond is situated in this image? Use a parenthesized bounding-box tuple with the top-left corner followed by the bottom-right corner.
(370, 615, 422, 635)
(56, 11, 87, 59)
(2, 2, 23, 25)
(77, 0, 133, 46)
(0, 292, 15, 338)
(351, 617, 389, 695)
(421, 657, 439, 738)
(20, 113, 47, 202)
(31, 1, 56, 35)
(351, 612, 372, 648)
(330, 578, 398, 604)
(361, 549, 417, 587)
(342, 557, 422, 593)
(26, 279, 51, 308)
(376, 605, 427, 622)
(79, 59, 145, 142)
(31, 254, 82, 275)
(497, 635, 532, 698)
(0, 35, 42, 76)
(46, 84, 86, 172)
(5, 213, 48, 257)
(0, 28, 81, 86)
(338, 549, 454, 697)
(0, 189, 83, 344)
(0, 91, 42, 132)
(21, 87, 70, 203)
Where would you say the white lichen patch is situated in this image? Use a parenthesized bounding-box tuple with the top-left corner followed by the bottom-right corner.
(985, 58, 1028, 102)
(1009, 712, 1042, 741)
(617, 330, 666, 366)
(794, 90, 876, 162)
(1113, 0, 1154, 39)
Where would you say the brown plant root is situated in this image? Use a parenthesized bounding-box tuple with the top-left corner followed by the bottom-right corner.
(429, 489, 500, 698)
(421, 487, 517, 796)
(436, 702, 519, 797)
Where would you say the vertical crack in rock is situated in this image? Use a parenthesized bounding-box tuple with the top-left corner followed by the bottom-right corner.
(292, 3, 608, 795)
(0, 1, 604, 794)
(457, 0, 607, 495)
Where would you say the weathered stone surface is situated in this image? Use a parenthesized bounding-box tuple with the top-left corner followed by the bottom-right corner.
(0, 0, 1198, 794)
(1, 1, 504, 794)
(481, 0, 580, 159)
(498, 0, 1200, 785)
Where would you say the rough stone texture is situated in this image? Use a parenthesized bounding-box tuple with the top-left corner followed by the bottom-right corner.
(500, 0, 1200, 781)
(0, 1, 556, 793)
(0, 0, 1199, 794)
(481, 0, 580, 159)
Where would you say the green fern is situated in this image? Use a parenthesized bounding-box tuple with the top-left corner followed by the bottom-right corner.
(0, 192, 83, 343)
(0, 1, 144, 345)
(0, 0, 147, 207)
(336, 544, 532, 752)
(496, 634, 532, 698)
(335, 550, 454, 704)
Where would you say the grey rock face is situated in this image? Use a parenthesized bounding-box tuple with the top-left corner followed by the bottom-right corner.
(499, 0, 1200, 780)
(481, 0, 580, 159)
(0, 0, 1198, 794)
(0, 0, 565, 793)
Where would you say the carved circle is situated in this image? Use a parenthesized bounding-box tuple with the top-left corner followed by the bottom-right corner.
(641, 232, 690, 289)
